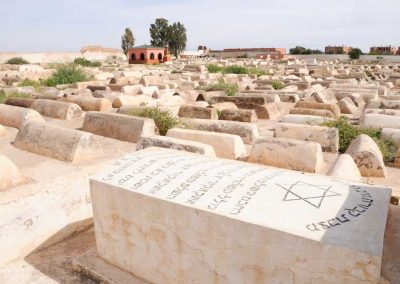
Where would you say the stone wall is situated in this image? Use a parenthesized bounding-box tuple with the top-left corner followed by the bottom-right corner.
(292, 54, 400, 62)
(0, 46, 126, 64)
(206, 51, 400, 62)
(0, 52, 81, 64)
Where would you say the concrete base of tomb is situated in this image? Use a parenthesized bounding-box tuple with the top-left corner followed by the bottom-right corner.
(0, 121, 138, 267)
(0, 206, 398, 284)
(73, 248, 148, 284)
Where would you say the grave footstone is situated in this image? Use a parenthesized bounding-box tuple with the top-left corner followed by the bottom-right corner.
(281, 114, 333, 125)
(0, 104, 45, 129)
(249, 137, 324, 173)
(0, 154, 25, 190)
(14, 122, 104, 162)
(218, 109, 257, 123)
(178, 105, 218, 120)
(361, 114, 400, 130)
(275, 123, 339, 152)
(167, 128, 246, 160)
(180, 117, 259, 144)
(346, 134, 387, 178)
(136, 135, 216, 157)
(5, 97, 35, 108)
(30, 99, 83, 120)
(82, 112, 156, 143)
(61, 96, 112, 111)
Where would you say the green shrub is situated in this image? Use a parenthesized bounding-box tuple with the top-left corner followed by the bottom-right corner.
(0, 90, 6, 103)
(6, 57, 29, 65)
(322, 117, 398, 162)
(272, 81, 285, 90)
(203, 79, 238, 96)
(223, 65, 248, 74)
(0, 90, 32, 104)
(44, 64, 90, 87)
(73, 58, 101, 67)
(18, 78, 42, 91)
(206, 64, 223, 73)
(373, 138, 398, 162)
(349, 48, 363, 60)
(247, 67, 267, 77)
(206, 64, 267, 77)
(129, 107, 179, 136)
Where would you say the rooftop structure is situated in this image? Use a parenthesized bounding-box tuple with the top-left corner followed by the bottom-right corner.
(127, 45, 171, 64)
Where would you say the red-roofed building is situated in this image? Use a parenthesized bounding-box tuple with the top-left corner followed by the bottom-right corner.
(127, 45, 171, 64)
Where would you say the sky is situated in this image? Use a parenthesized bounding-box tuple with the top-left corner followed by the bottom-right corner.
(0, 0, 399, 53)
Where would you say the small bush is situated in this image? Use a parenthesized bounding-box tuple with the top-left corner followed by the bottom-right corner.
(0, 90, 32, 104)
(223, 65, 248, 74)
(349, 48, 363, 60)
(322, 117, 398, 162)
(18, 78, 42, 91)
(373, 138, 398, 163)
(44, 64, 90, 87)
(203, 79, 238, 96)
(272, 81, 285, 90)
(6, 57, 29, 65)
(247, 67, 267, 77)
(73, 58, 101, 67)
(206, 64, 267, 77)
(129, 107, 179, 136)
(0, 90, 6, 103)
(206, 64, 223, 73)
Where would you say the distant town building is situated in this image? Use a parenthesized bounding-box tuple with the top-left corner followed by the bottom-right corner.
(181, 46, 209, 58)
(207, 48, 286, 59)
(197, 46, 209, 54)
(370, 46, 399, 55)
(127, 45, 171, 64)
(324, 46, 352, 54)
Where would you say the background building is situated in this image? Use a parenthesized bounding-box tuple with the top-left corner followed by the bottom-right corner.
(127, 45, 170, 64)
(370, 46, 399, 55)
(207, 47, 286, 59)
(324, 46, 352, 54)
(181, 46, 209, 58)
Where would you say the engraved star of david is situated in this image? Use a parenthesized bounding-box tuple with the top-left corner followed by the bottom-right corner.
(275, 181, 341, 209)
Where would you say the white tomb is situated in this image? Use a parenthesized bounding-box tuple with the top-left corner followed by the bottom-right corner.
(90, 148, 391, 283)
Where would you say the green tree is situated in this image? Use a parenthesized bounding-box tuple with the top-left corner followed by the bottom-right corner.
(168, 22, 187, 58)
(6, 57, 29, 65)
(289, 46, 307, 54)
(289, 46, 323, 55)
(121, 28, 135, 57)
(312, 49, 323, 54)
(149, 18, 170, 47)
(349, 48, 363, 60)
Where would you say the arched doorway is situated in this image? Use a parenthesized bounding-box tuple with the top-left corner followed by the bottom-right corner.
(196, 94, 206, 101)
(150, 53, 155, 60)
(131, 53, 136, 61)
(140, 53, 145, 61)
(158, 53, 163, 61)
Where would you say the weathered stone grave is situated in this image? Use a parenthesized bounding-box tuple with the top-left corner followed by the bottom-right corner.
(86, 148, 391, 284)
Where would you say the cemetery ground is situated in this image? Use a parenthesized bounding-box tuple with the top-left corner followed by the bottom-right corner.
(0, 56, 399, 283)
